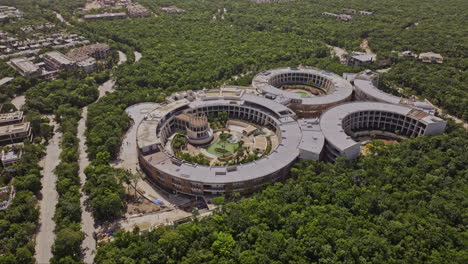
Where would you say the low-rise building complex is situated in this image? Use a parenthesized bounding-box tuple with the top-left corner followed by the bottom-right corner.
(0, 186, 15, 211)
(8, 57, 42, 77)
(322, 12, 354, 22)
(44, 51, 76, 71)
(0, 6, 22, 20)
(347, 52, 374, 67)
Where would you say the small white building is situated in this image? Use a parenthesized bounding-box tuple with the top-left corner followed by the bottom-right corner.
(419, 52, 443, 64)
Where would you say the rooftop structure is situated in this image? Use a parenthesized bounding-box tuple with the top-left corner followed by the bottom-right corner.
(0, 111, 23, 126)
(400, 50, 418, 57)
(347, 52, 374, 67)
(0, 186, 15, 211)
(320, 102, 446, 161)
(160, 6, 185, 14)
(21, 23, 56, 33)
(44, 51, 76, 71)
(84, 12, 127, 20)
(322, 12, 354, 22)
(127, 3, 150, 18)
(1, 143, 23, 167)
(134, 67, 446, 197)
(67, 43, 110, 61)
(0, 77, 13, 86)
(8, 57, 42, 78)
(0, 32, 88, 57)
(0, 122, 32, 145)
(342, 8, 373, 15)
(419, 52, 443, 64)
(252, 66, 353, 117)
(76, 57, 97, 73)
(137, 87, 322, 196)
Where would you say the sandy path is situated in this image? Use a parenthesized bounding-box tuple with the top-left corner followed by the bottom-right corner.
(35, 119, 61, 264)
(11, 95, 25, 110)
(98, 79, 115, 98)
(77, 107, 97, 264)
(134, 51, 142, 62)
(77, 69, 120, 262)
(360, 38, 377, 60)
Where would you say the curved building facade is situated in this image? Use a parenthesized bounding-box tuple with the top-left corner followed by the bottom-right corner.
(252, 66, 353, 117)
(320, 102, 446, 161)
(137, 88, 324, 196)
(134, 66, 447, 197)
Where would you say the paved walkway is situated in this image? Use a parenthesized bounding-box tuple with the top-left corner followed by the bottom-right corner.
(77, 107, 96, 264)
(77, 68, 121, 263)
(35, 119, 61, 264)
(111, 103, 192, 206)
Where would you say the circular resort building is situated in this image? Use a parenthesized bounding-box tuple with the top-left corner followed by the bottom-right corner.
(137, 88, 324, 196)
(252, 66, 353, 117)
(135, 66, 447, 197)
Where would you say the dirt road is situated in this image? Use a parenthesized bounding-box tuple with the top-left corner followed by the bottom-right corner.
(360, 38, 377, 60)
(35, 119, 61, 264)
(326, 44, 348, 64)
(77, 107, 96, 264)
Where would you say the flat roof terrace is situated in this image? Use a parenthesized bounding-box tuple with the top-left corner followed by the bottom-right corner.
(0, 111, 23, 124)
(0, 122, 30, 136)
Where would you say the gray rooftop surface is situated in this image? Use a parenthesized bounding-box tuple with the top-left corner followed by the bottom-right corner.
(252, 67, 353, 105)
(354, 78, 401, 105)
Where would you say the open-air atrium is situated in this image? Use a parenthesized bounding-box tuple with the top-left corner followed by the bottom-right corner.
(136, 66, 446, 197)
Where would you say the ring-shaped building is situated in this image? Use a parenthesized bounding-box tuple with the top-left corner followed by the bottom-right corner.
(137, 88, 324, 196)
(252, 66, 353, 117)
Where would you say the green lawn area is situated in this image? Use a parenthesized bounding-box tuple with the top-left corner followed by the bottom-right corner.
(204, 137, 238, 157)
(294, 91, 309, 97)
